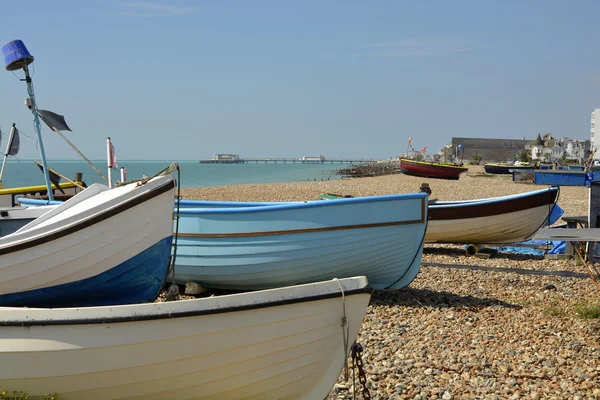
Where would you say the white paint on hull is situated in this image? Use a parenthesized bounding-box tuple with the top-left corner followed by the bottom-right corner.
(0, 276, 371, 400)
(425, 204, 552, 244)
(0, 175, 175, 295)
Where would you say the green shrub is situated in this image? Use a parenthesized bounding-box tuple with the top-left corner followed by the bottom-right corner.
(543, 304, 566, 317)
(574, 301, 600, 319)
(0, 388, 56, 400)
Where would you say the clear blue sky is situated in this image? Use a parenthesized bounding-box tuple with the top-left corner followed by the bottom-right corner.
(1, 0, 599, 160)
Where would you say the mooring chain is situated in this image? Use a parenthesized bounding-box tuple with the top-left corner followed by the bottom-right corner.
(351, 342, 371, 400)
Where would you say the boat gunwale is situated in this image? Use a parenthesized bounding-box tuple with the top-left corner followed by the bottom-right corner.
(0, 286, 373, 327)
(177, 192, 428, 215)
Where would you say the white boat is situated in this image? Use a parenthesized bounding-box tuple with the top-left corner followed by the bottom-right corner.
(0, 173, 176, 307)
(0, 276, 372, 400)
(426, 186, 560, 244)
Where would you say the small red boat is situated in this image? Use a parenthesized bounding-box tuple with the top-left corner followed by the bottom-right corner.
(400, 158, 468, 180)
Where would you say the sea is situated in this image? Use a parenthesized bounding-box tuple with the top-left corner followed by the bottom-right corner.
(2, 160, 352, 189)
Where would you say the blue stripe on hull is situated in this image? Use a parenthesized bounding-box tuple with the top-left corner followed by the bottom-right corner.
(0, 236, 172, 308)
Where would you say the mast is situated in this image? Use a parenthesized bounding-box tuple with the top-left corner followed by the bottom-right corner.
(2, 40, 54, 200)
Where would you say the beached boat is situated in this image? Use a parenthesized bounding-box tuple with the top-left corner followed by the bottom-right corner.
(174, 186, 558, 247)
(426, 186, 559, 244)
(175, 193, 428, 291)
(399, 158, 467, 180)
(0, 276, 372, 400)
(0, 173, 176, 307)
(484, 162, 535, 174)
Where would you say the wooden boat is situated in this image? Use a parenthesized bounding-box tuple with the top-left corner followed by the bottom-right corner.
(0, 174, 176, 307)
(175, 193, 428, 291)
(399, 158, 467, 180)
(426, 186, 559, 244)
(175, 186, 559, 246)
(484, 162, 535, 174)
(0, 276, 372, 400)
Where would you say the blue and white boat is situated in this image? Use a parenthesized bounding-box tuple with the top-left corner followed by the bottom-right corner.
(175, 193, 428, 291)
(0, 174, 176, 307)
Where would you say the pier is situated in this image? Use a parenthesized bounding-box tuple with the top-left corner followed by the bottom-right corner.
(199, 156, 381, 164)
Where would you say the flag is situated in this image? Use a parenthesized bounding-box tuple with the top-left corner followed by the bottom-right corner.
(107, 138, 118, 169)
(421, 146, 427, 155)
(6, 128, 20, 156)
(37, 110, 72, 132)
(36, 163, 64, 194)
(408, 136, 412, 145)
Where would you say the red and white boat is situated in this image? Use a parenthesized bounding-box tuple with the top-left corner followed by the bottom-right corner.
(399, 158, 468, 180)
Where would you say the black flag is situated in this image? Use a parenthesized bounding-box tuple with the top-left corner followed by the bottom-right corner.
(36, 163, 65, 194)
(37, 110, 72, 132)
(7, 128, 19, 156)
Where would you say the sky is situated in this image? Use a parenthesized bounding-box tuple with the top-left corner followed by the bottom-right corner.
(1, 0, 599, 160)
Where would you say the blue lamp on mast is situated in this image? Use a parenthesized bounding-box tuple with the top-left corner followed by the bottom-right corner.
(2, 39, 54, 200)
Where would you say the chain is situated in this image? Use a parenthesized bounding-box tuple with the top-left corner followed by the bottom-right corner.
(351, 342, 371, 400)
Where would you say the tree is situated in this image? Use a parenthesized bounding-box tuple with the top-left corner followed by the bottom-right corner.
(471, 154, 482, 165)
(518, 151, 531, 163)
(561, 151, 567, 163)
(544, 152, 551, 162)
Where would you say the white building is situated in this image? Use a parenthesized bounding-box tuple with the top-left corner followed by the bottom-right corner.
(530, 133, 589, 162)
(592, 109, 600, 159)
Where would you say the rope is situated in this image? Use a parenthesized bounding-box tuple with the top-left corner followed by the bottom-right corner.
(117, 162, 179, 187)
(334, 278, 350, 383)
(51, 128, 109, 183)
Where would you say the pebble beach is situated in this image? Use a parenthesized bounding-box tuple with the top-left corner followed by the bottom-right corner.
(181, 166, 600, 399)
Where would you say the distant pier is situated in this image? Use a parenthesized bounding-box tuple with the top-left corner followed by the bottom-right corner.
(199, 156, 380, 164)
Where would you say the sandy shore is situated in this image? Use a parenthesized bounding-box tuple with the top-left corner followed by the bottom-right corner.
(180, 167, 599, 399)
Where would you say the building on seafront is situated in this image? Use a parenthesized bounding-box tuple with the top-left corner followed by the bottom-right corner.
(440, 133, 591, 164)
(592, 109, 600, 159)
(445, 137, 531, 163)
(529, 133, 590, 163)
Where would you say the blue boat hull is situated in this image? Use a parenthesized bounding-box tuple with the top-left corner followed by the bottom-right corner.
(533, 171, 588, 186)
(175, 194, 428, 291)
(0, 236, 172, 308)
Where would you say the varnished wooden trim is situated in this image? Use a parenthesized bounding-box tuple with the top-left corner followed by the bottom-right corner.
(0, 179, 175, 256)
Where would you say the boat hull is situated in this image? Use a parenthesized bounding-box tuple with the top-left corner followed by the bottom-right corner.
(400, 159, 467, 180)
(484, 163, 534, 174)
(0, 175, 176, 307)
(176, 194, 428, 290)
(426, 187, 559, 244)
(0, 276, 372, 400)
